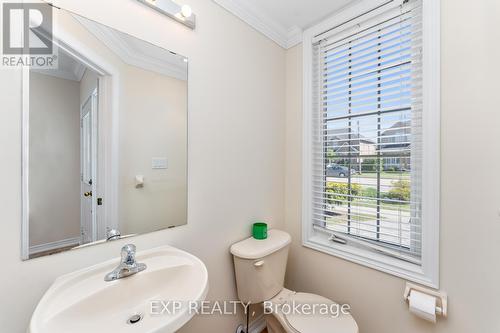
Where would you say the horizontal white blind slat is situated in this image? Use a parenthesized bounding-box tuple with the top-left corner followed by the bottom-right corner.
(310, 0, 423, 261)
(323, 62, 422, 88)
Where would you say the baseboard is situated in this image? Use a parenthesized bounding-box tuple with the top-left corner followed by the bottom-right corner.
(248, 314, 267, 333)
(29, 237, 80, 255)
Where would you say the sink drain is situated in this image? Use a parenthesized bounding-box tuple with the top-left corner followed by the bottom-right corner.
(127, 313, 143, 325)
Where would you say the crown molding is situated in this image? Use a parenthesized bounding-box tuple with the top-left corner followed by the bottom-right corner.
(73, 63, 86, 81)
(212, 0, 302, 49)
(286, 26, 303, 48)
(75, 16, 188, 81)
(32, 52, 87, 82)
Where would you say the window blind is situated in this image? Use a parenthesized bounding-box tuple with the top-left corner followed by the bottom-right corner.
(311, 0, 423, 264)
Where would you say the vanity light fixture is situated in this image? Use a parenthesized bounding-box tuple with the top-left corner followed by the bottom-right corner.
(136, 0, 196, 29)
(180, 5, 192, 18)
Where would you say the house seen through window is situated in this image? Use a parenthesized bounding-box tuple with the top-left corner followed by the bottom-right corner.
(314, 3, 423, 261)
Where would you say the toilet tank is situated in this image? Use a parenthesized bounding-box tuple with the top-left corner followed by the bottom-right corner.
(230, 229, 291, 304)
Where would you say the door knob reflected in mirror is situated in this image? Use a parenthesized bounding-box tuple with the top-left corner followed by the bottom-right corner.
(84, 191, 92, 197)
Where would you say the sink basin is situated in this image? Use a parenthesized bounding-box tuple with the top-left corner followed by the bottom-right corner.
(29, 246, 209, 333)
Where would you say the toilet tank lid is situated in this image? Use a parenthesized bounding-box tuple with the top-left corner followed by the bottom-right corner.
(230, 229, 291, 259)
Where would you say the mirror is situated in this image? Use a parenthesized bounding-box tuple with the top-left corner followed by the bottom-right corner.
(22, 7, 188, 260)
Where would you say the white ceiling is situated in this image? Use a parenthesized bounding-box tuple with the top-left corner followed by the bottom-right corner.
(212, 0, 357, 49)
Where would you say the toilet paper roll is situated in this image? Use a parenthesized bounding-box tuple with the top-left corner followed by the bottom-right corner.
(408, 290, 437, 323)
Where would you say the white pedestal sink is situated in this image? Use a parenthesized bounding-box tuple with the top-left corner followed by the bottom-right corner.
(28, 245, 209, 333)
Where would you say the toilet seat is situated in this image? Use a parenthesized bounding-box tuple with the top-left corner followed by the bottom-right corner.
(267, 290, 358, 333)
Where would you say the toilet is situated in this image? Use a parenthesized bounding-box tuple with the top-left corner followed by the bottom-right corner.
(230, 229, 358, 333)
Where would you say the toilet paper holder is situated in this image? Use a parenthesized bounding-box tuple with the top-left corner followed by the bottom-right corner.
(135, 175, 145, 188)
(403, 282, 448, 317)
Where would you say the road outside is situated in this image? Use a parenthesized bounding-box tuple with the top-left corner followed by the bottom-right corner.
(325, 172, 413, 247)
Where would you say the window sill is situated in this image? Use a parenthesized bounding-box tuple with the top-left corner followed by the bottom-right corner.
(303, 230, 438, 288)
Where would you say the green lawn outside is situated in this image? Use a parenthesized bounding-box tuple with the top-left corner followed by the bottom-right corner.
(355, 172, 410, 180)
(355, 199, 410, 212)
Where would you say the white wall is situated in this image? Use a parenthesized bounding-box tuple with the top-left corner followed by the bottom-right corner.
(119, 65, 188, 234)
(284, 1, 500, 332)
(0, 0, 285, 332)
(28, 72, 81, 247)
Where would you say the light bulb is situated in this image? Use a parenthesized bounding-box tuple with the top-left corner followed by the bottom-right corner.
(180, 5, 192, 18)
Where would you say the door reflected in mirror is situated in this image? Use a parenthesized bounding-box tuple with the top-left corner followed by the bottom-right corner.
(23, 7, 188, 260)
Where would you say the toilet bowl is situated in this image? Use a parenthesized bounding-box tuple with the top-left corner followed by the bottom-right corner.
(230, 229, 358, 333)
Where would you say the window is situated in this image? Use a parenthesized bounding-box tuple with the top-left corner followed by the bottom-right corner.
(302, 0, 440, 287)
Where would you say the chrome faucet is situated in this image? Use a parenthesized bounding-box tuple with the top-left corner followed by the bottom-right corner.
(106, 228, 121, 241)
(104, 244, 147, 281)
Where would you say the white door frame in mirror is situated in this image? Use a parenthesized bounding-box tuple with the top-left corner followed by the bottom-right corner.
(79, 88, 99, 244)
(21, 17, 121, 259)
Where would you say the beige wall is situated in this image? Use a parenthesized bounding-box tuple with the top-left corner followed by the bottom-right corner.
(2, 0, 498, 332)
(45, 10, 189, 239)
(0, 0, 285, 332)
(28, 72, 81, 247)
(63, 11, 189, 236)
(119, 65, 188, 234)
(284, 1, 500, 332)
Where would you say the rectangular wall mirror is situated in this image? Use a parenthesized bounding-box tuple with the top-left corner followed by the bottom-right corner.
(21, 7, 188, 260)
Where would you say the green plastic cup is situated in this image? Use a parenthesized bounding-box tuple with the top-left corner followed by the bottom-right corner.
(252, 222, 268, 240)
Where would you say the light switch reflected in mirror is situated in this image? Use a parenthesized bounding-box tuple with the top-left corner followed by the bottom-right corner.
(22, 6, 188, 260)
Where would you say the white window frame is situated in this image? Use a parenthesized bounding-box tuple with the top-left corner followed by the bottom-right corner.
(302, 0, 440, 288)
